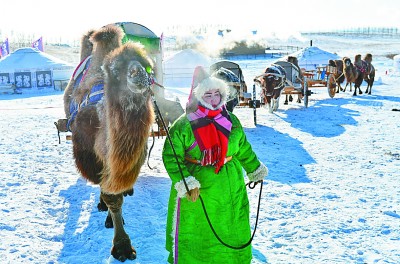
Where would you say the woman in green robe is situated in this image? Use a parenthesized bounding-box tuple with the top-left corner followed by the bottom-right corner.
(162, 74, 268, 264)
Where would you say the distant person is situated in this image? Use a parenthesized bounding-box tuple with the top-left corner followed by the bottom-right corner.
(162, 74, 268, 263)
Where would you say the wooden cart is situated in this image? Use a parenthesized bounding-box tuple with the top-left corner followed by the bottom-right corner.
(304, 65, 337, 99)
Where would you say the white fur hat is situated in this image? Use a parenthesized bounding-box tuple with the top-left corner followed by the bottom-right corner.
(193, 77, 229, 110)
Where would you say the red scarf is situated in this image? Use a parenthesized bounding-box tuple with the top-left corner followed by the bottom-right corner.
(188, 106, 232, 173)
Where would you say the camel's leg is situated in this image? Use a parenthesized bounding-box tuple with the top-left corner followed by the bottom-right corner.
(284, 95, 288, 105)
(97, 195, 108, 211)
(368, 79, 374, 95)
(101, 192, 136, 261)
(296, 94, 301, 103)
(343, 82, 348, 92)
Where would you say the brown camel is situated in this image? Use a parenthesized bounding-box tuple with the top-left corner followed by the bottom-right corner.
(363, 53, 375, 94)
(63, 25, 155, 261)
(343, 57, 364, 96)
(328, 59, 345, 93)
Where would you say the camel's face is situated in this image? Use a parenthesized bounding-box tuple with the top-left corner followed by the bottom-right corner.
(344, 59, 352, 68)
(126, 60, 152, 94)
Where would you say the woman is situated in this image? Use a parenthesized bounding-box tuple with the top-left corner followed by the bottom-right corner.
(162, 75, 268, 264)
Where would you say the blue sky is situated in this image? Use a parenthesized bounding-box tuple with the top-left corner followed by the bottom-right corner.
(1, 0, 399, 41)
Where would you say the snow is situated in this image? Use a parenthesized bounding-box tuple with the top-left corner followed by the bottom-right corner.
(1, 35, 400, 264)
(282, 46, 341, 71)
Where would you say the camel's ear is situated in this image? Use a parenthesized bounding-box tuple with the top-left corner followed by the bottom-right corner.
(103, 60, 120, 81)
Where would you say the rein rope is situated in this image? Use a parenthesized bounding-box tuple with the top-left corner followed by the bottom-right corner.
(151, 91, 264, 250)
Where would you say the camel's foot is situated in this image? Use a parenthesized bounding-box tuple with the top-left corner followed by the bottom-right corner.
(111, 238, 137, 262)
(353, 91, 357, 96)
(284, 100, 288, 105)
(340, 87, 344, 92)
(296, 98, 301, 103)
(359, 90, 363, 95)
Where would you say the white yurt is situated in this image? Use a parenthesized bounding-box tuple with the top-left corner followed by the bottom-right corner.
(394, 54, 400, 72)
(163, 49, 213, 88)
(0, 47, 74, 93)
(283, 46, 341, 71)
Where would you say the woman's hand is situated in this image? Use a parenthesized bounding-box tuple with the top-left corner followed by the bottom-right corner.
(186, 187, 200, 202)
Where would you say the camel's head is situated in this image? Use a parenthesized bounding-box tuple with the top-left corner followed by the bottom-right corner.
(343, 57, 352, 68)
(103, 42, 155, 98)
(364, 53, 373, 63)
(354, 54, 362, 63)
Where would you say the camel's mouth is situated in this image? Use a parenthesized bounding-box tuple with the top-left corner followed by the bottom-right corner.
(127, 61, 152, 93)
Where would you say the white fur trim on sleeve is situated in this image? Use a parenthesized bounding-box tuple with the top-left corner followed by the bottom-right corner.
(247, 162, 268, 182)
(174, 176, 201, 198)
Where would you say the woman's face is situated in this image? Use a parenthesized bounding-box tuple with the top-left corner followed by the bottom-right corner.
(202, 89, 221, 108)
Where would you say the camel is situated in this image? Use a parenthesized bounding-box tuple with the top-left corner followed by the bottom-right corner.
(343, 57, 364, 96)
(63, 25, 155, 261)
(328, 59, 345, 93)
(363, 53, 375, 94)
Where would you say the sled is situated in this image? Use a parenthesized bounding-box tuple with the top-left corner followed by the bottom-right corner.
(209, 60, 250, 107)
(274, 60, 310, 107)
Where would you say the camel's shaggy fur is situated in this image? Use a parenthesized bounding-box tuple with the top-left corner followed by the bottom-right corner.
(63, 24, 155, 261)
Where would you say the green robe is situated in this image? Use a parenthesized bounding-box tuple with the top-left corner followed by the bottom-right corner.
(162, 112, 262, 264)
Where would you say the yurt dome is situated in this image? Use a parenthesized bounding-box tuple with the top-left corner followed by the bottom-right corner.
(0, 47, 74, 92)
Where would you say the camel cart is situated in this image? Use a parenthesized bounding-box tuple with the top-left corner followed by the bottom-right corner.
(209, 60, 250, 107)
(274, 60, 310, 108)
(302, 65, 337, 99)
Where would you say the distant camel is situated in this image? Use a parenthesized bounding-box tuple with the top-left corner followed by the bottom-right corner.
(343, 57, 364, 96)
(328, 59, 345, 93)
(63, 25, 155, 261)
(363, 53, 375, 94)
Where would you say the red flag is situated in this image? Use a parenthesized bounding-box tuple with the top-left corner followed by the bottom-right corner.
(32, 37, 44, 52)
(1, 38, 10, 57)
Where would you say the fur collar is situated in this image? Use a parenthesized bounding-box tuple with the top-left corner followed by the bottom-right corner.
(193, 77, 229, 110)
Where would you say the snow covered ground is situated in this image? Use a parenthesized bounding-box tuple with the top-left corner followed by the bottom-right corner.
(0, 34, 400, 263)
